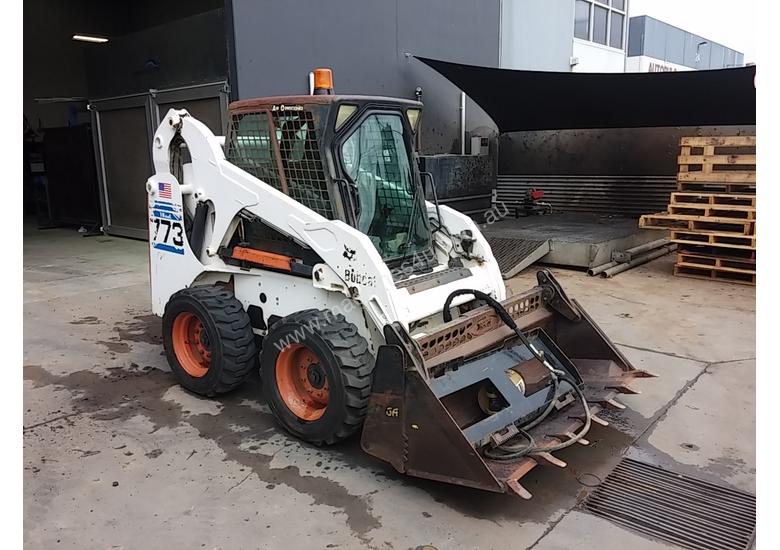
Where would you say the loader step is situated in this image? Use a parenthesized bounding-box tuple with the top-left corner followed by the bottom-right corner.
(395, 267, 472, 294)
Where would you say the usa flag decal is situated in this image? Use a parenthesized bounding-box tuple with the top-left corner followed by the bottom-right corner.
(158, 182, 172, 199)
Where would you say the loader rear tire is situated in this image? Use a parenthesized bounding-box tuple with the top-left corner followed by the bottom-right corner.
(163, 286, 258, 396)
(261, 309, 374, 445)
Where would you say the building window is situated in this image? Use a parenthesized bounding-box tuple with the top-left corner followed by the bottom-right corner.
(574, 0, 627, 50)
(609, 11, 624, 48)
(593, 4, 608, 45)
(574, 0, 590, 40)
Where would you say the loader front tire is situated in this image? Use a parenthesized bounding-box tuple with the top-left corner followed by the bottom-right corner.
(163, 286, 257, 396)
(261, 309, 374, 445)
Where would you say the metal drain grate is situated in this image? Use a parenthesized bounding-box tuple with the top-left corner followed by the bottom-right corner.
(584, 458, 755, 550)
(486, 237, 550, 279)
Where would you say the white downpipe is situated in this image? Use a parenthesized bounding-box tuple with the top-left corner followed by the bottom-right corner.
(460, 92, 466, 155)
(308, 72, 315, 95)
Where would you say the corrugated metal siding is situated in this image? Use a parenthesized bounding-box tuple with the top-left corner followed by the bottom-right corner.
(497, 175, 676, 216)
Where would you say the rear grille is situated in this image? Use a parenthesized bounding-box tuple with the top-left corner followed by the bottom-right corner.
(584, 458, 756, 550)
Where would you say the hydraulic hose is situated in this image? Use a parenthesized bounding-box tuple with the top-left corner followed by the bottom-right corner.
(442, 289, 592, 461)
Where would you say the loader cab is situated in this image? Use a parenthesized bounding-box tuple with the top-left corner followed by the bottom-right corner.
(225, 92, 433, 273)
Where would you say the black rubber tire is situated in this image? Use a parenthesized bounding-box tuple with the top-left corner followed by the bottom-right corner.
(163, 286, 258, 396)
(261, 309, 374, 445)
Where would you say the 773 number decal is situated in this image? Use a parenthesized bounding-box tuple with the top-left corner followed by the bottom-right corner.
(153, 218, 184, 247)
(150, 198, 185, 255)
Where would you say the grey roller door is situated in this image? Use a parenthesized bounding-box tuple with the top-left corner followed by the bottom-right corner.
(91, 82, 229, 239)
(154, 82, 229, 135)
(91, 95, 155, 239)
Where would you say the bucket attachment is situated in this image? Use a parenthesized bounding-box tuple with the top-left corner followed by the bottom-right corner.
(361, 270, 654, 498)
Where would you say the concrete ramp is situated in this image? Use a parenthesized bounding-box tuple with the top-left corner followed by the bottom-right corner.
(486, 237, 551, 279)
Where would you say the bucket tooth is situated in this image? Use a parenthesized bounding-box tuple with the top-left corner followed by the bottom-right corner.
(554, 431, 590, 446)
(572, 411, 609, 426)
(629, 369, 658, 378)
(532, 451, 567, 468)
(492, 459, 537, 498)
(506, 479, 533, 500)
(607, 384, 642, 395)
(592, 414, 609, 426)
(600, 397, 626, 410)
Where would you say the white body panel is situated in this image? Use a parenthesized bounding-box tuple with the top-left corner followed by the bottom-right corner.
(147, 109, 504, 346)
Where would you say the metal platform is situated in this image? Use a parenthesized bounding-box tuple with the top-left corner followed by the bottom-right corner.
(482, 213, 666, 270)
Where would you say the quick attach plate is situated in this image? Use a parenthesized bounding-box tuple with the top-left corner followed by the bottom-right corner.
(429, 329, 583, 446)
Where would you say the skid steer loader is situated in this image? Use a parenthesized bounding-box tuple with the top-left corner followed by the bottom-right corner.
(146, 69, 651, 498)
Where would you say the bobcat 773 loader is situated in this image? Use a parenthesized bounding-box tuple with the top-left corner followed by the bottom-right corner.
(146, 69, 651, 498)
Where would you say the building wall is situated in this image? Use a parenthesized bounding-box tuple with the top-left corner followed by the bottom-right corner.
(572, 39, 625, 72)
(84, 9, 228, 99)
(626, 15, 744, 72)
(229, 0, 501, 154)
(498, 0, 629, 73)
(624, 56, 690, 73)
(24, 0, 93, 128)
(23, 0, 226, 128)
(499, 0, 573, 71)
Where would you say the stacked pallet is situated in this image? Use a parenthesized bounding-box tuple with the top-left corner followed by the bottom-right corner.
(639, 136, 756, 285)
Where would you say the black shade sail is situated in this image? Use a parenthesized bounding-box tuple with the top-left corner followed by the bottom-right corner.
(416, 56, 756, 132)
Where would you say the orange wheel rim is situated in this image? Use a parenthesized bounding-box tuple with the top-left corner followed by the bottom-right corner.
(275, 344, 329, 421)
(172, 312, 212, 378)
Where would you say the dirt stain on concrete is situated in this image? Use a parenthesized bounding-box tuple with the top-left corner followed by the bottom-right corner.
(23, 364, 382, 543)
(23, 364, 182, 433)
(113, 314, 162, 345)
(70, 316, 103, 325)
(145, 448, 164, 459)
(186, 375, 382, 541)
(628, 441, 755, 495)
(706, 447, 749, 481)
(97, 340, 131, 354)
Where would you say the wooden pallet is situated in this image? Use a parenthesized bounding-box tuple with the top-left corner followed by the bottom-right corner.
(639, 213, 754, 235)
(667, 204, 755, 220)
(670, 230, 756, 250)
(677, 181, 756, 193)
(674, 264, 755, 285)
(678, 136, 756, 186)
(670, 192, 756, 208)
(638, 135, 760, 285)
(676, 243, 756, 260)
(676, 251, 755, 272)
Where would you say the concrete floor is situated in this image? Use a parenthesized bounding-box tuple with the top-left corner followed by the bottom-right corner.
(24, 225, 756, 550)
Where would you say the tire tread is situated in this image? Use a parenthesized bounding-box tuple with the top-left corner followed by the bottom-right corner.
(165, 286, 257, 395)
(264, 308, 374, 445)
